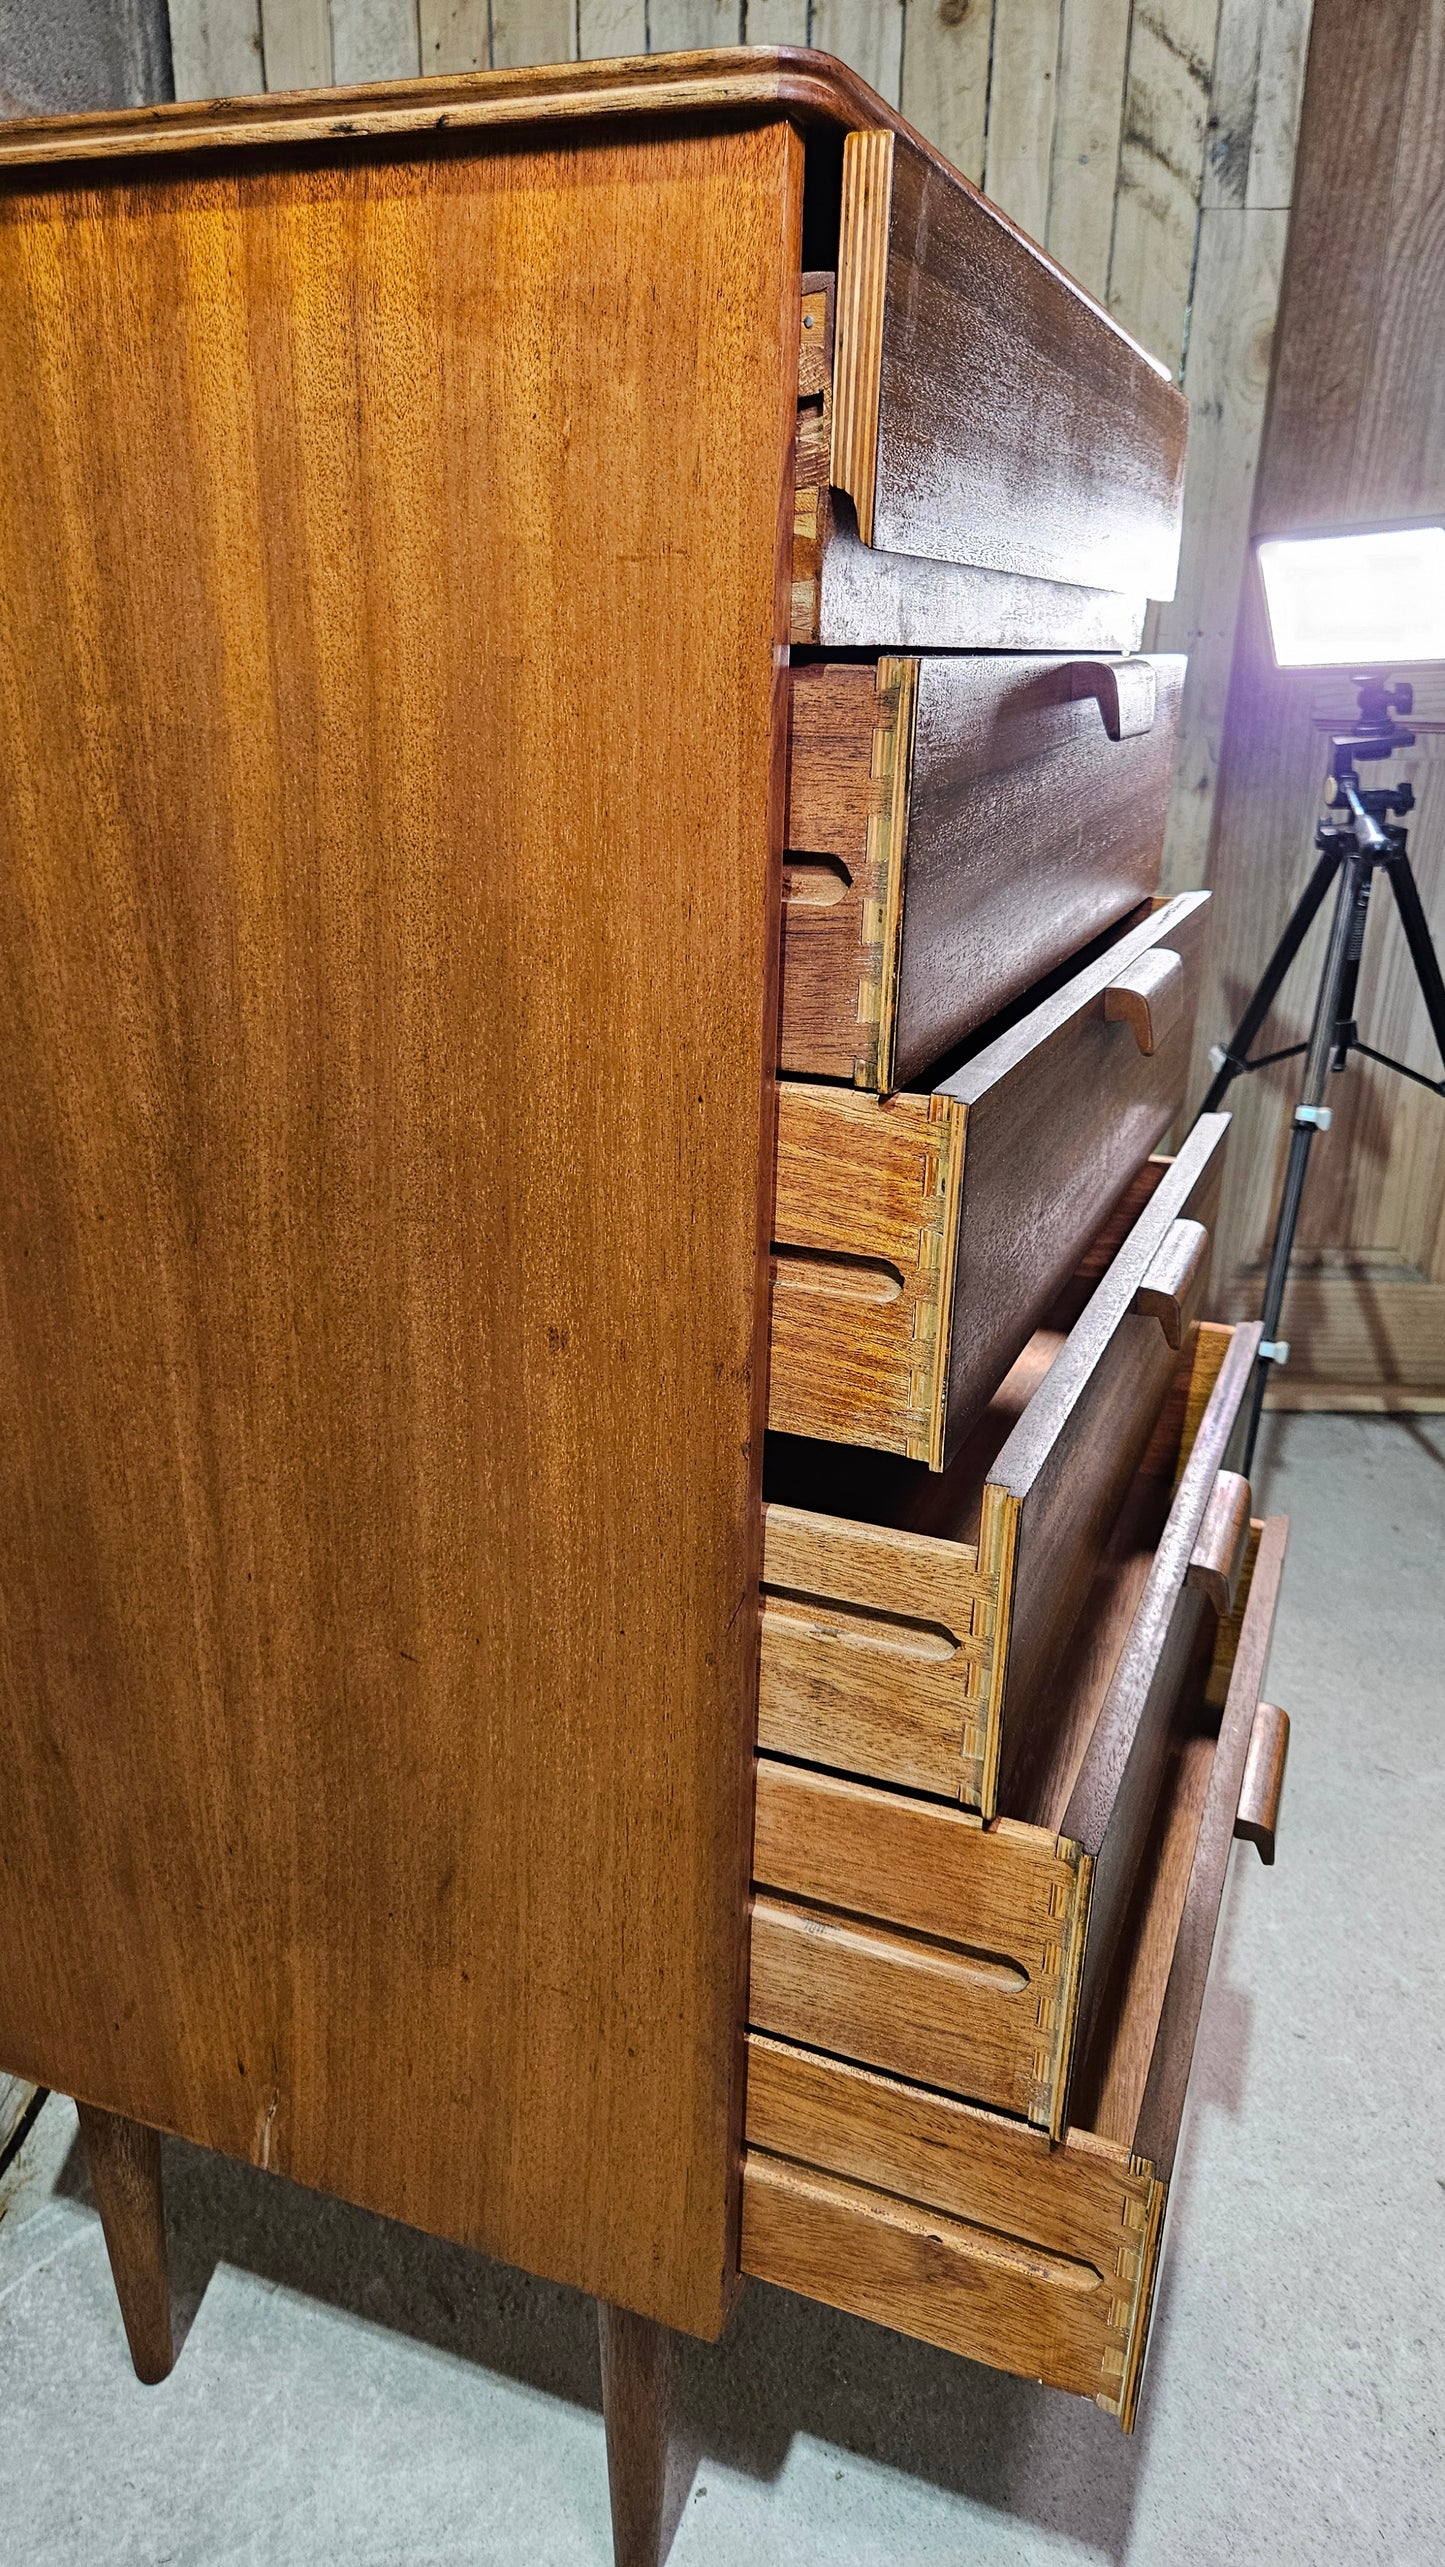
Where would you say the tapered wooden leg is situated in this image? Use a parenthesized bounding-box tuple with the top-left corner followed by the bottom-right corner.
(597, 2301, 674, 2567)
(76, 2102, 175, 2385)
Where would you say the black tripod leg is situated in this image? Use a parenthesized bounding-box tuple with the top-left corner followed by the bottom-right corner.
(1326, 865, 1375, 1069)
(1242, 850, 1365, 1475)
(1202, 848, 1341, 1113)
(1385, 856, 1445, 1074)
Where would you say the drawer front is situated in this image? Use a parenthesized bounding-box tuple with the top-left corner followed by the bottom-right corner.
(831, 133, 1185, 597)
(781, 655, 1183, 1092)
(749, 1761, 1090, 2131)
(938, 892, 1210, 1455)
(759, 1119, 1233, 1812)
(768, 892, 1210, 1470)
(743, 1517, 1290, 2428)
(743, 2037, 1163, 2417)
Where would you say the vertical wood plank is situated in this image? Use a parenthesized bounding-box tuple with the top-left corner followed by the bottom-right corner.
(899, 0, 993, 186)
(984, 0, 1062, 241)
(1047, 0, 1130, 296)
(260, 0, 332, 86)
(744, 1, 810, 40)
(1246, 0, 1313, 204)
(1201, 0, 1309, 208)
(577, 1, 648, 56)
(1201, 0, 1268, 207)
(491, 0, 578, 61)
(417, 2, 489, 74)
(811, 1, 905, 106)
(330, 0, 423, 83)
(650, 3, 744, 46)
(1155, 202, 1288, 890)
(1107, 0, 1220, 372)
(167, 0, 265, 97)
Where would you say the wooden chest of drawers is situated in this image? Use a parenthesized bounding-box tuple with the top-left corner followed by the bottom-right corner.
(0, 43, 1287, 2567)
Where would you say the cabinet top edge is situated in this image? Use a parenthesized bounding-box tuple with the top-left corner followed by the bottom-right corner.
(0, 48, 901, 170)
(0, 46, 1177, 414)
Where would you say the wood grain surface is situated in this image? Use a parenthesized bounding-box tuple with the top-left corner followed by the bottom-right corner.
(76, 2105, 174, 2385)
(780, 656, 914, 1087)
(742, 2034, 1163, 2418)
(807, 493, 1148, 654)
(835, 126, 1187, 594)
(1089, 1516, 1289, 2174)
(741, 1509, 1291, 2429)
(749, 1760, 1089, 2130)
(936, 893, 1211, 1454)
(768, 1085, 964, 1466)
(1056, 1329, 1261, 2090)
(1234, 1699, 1290, 1864)
(597, 2301, 674, 2567)
(782, 653, 1182, 1091)
(0, 112, 800, 2338)
(758, 1123, 1230, 1816)
(890, 654, 1182, 1083)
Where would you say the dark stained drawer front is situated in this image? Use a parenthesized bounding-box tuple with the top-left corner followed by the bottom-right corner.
(830, 134, 1185, 599)
(742, 1516, 1291, 2428)
(782, 653, 1184, 1090)
(751, 1318, 1262, 2139)
(792, 247, 1176, 655)
(761, 1118, 1234, 1815)
(768, 892, 1210, 1468)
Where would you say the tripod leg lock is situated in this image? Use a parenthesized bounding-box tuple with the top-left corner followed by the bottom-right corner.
(1259, 1339, 1291, 1366)
(1292, 1104, 1332, 1130)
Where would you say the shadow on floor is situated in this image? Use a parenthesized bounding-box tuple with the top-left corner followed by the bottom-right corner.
(50, 2100, 1163, 2563)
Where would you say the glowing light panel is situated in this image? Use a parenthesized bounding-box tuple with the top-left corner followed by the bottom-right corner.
(1257, 525, 1445, 668)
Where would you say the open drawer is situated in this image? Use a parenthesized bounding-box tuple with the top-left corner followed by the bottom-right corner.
(790, 102, 1186, 649)
(742, 1515, 1290, 2428)
(781, 652, 1183, 1091)
(750, 1311, 1264, 2139)
(761, 1113, 1233, 1816)
(768, 892, 1209, 1467)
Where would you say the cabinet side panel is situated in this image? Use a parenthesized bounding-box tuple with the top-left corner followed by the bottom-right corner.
(0, 117, 800, 2337)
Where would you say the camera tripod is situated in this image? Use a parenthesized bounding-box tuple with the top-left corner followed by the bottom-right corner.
(1201, 674, 1445, 1471)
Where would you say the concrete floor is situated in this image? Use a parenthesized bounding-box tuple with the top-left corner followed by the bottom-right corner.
(2, 1412, 1442, 2566)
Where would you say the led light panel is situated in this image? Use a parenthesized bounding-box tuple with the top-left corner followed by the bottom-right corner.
(1257, 524, 1445, 669)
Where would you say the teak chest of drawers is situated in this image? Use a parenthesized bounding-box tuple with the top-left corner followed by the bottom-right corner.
(0, 43, 1288, 2567)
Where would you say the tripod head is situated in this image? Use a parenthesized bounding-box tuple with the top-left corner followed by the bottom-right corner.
(1314, 671, 1416, 840)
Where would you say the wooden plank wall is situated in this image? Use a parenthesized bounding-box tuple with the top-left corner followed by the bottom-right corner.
(163, 5, 1313, 904)
(1197, 0, 1445, 1406)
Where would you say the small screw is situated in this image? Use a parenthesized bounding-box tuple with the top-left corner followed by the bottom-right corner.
(803, 313, 814, 327)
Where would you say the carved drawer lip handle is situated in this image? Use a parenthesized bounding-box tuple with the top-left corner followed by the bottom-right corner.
(1235, 1700, 1290, 1865)
(1132, 1215, 1208, 1347)
(1104, 945, 1184, 1054)
(1067, 656, 1158, 739)
(1187, 1469, 1252, 1613)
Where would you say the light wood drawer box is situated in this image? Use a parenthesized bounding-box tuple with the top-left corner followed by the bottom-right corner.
(742, 1514, 1290, 2428)
(781, 653, 1184, 1090)
(769, 892, 1209, 1469)
(762, 1115, 1231, 1816)
(751, 1315, 1262, 2137)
